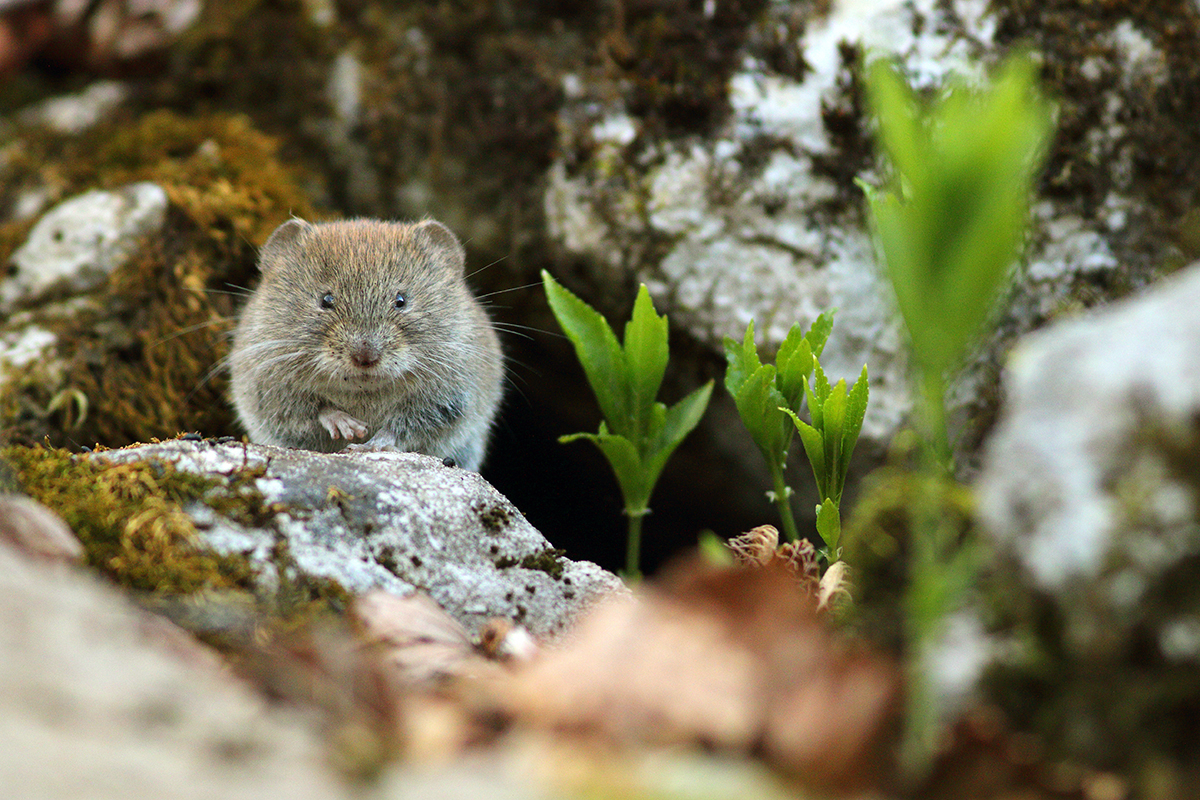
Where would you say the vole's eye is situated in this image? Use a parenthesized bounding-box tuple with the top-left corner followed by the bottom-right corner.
(320, 293, 335, 309)
(393, 292, 407, 310)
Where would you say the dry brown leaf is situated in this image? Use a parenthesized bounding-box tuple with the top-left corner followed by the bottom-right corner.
(0, 493, 84, 562)
(818, 560, 852, 611)
(492, 560, 900, 793)
(726, 524, 779, 566)
(352, 590, 490, 688)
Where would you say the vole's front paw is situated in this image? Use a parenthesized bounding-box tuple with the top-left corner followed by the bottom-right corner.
(318, 408, 369, 441)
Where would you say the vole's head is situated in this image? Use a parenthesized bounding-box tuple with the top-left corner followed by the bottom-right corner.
(249, 217, 477, 392)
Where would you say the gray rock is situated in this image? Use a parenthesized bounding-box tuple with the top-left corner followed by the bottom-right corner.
(0, 539, 348, 800)
(974, 262, 1200, 767)
(2, 182, 168, 311)
(543, 0, 1169, 470)
(978, 261, 1200, 591)
(17, 80, 129, 135)
(99, 440, 623, 639)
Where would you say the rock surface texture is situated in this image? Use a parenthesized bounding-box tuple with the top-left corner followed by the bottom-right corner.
(543, 0, 1182, 467)
(2, 182, 168, 310)
(976, 260, 1200, 767)
(0, 541, 347, 800)
(100, 440, 622, 639)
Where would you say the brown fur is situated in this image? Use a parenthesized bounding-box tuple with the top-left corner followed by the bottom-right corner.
(229, 218, 503, 470)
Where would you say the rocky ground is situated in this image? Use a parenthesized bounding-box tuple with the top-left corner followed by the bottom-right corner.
(4, 1, 1200, 798)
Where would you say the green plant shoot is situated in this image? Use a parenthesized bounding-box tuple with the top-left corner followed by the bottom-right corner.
(723, 315, 833, 542)
(861, 53, 1053, 464)
(542, 271, 713, 580)
(781, 361, 869, 557)
(860, 53, 1053, 777)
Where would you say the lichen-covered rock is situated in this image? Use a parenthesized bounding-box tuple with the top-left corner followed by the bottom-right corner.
(544, 0, 1192, 470)
(99, 439, 623, 639)
(1, 182, 168, 310)
(975, 260, 1200, 771)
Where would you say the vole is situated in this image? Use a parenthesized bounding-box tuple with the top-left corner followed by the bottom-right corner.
(228, 218, 504, 471)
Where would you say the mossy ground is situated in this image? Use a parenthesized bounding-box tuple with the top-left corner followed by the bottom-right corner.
(0, 110, 318, 449)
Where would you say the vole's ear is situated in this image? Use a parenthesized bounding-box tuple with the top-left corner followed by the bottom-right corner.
(414, 219, 466, 273)
(259, 218, 312, 269)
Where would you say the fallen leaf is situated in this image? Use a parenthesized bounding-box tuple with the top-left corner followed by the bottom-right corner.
(0, 494, 84, 562)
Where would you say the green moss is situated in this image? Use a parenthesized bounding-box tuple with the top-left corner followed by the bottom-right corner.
(1, 443, 256, 593)
(476, 501, 514, 533)
(0, 110, 318, 449)
(840, 463, 976, 653)
(2, 442, 352, 643)
(496, 547, 566, 580)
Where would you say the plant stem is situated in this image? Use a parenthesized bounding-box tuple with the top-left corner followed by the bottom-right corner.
(920, 368, 951, 471)
(625, 509, 645, 581)
(768, 462, 800, 542)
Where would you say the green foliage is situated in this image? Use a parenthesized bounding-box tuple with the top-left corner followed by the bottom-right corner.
(860, 53, 1053, 777)
(863, 54, 1053, 378)
(862, 53, 1052, 463)
(542, 271, 713, 579)
(782, 362, 869, 554)
(723, 315, 833, 542)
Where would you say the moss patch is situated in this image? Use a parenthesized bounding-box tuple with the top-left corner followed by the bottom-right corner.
(0, 110, 318, 449)
(2, 443, 257, 593)
(2, 442, 351, 642)
(994, 1, 1200, 245)
(496, 547, 566, 580)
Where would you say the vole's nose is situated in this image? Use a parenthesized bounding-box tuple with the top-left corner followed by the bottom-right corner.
(351, 343, 381, 369)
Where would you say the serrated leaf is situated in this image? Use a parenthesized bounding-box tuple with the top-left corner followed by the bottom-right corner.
(723, 321, 761, 397)
(783, 408, 828, 502)
(816, 498, 841, 552)
(813, 360, 830, 401)
(822, 381, 848, 504)
(776, 324, 813, 411)
(624, 284, 669, 436)
(542, 271, 629, 433)
(560, 431, 652, 514)
(737, 367, 787, 464)
(805, 310, 837, 358)
(803, 374, 822, 431)
(641, 381, 714, 499)
(839, 364, 870, 491)
(656, 381, 713, 455)
(866, 59, 926, 195)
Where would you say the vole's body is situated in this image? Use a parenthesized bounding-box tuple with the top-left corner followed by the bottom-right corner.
(229, 218, 503, 471)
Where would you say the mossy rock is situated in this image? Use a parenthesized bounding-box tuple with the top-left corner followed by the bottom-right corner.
(0, 110, 319, 448)
(1, 442, 350, 644)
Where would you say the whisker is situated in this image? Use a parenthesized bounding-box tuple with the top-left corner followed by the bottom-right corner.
(465, 254, 509, 281)
(474, 280, 541, 301)
(148, 317, 233, 347)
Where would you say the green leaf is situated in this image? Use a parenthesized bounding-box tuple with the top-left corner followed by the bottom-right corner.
(805, 310, 837, 359)
(698, 530, 734, 566)
(736, 367, 787, 465)
(624, 284, 669, 436)
(816, 498, 841, 552)
(641, 381, 715, 501)
(656, 381, 714, 456)
(775, 324, 814, 411)
(722, 321, 762, 397)
(542, 271, 629, 432)
(822, 381, 848, 504)
(839, 364, 870, 491)
(866, 59, 927, 199)
(783, 408, 827, 502)
(560, 431, 652, 514)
